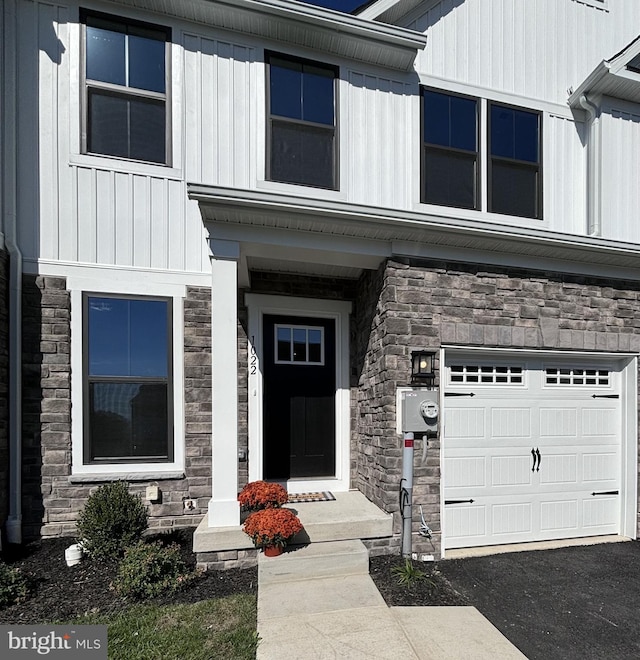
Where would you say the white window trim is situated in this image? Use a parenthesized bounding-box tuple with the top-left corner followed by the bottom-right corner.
(245, 294, 352, 492)
(70, 277, 186, 477)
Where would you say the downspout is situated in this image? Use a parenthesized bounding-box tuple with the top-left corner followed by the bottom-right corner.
(579, 94, 601, 237)
(3, 0, 23, 544)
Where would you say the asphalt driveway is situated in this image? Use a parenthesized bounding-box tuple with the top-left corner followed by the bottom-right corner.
(439, 541, 640, 660)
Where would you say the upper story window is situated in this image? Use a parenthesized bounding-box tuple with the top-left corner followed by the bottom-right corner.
(421, 89, 542, 220)
(82, 11, 170, 164)
(489, 103, 541, 219)
(84, 295, 173, 463)
(422, 88, 479, 209)
(267, 53, 338, 189)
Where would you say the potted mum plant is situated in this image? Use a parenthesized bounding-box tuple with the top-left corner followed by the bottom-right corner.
(238, 480, 288, 512)
(243, 507, 303, 557)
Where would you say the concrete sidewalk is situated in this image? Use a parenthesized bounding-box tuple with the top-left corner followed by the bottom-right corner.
(256, 540, 527, 659)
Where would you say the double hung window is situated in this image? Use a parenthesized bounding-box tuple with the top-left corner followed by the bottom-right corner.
(84, 295, 172, 463)
(489, 103, 541, 219)
(421, 89, 541, 219)
(82, 11, 170, 164)
(422, 89, 479, 209)
(267, 53, 338, 189)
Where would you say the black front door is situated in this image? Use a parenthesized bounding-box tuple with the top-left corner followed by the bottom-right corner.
(263, 314, 336, 480)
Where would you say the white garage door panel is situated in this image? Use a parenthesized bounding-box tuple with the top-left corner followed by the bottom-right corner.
(444, 356, 622, 549)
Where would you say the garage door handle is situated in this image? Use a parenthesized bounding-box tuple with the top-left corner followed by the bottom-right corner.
(532, 448, 541, 472)
(591, 490, 619, 496)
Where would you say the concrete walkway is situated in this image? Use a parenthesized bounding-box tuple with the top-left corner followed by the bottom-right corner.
(256, 540, 527, 659)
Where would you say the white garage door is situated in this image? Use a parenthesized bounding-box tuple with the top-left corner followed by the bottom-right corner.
(443, 355, 622, 549)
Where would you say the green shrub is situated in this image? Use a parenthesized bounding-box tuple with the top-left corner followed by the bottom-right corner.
(76, 481, 148, 559)
(0, 561, 28, 608)
(391, 558, 427, 587)
(112, 541, 197, 600)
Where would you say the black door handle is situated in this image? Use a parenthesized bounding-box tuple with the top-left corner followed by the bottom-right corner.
(535, 448, 541, 472)
(531, 448, 536, 472)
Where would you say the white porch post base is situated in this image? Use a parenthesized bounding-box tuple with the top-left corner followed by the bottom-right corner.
(207, 497, 240, 528)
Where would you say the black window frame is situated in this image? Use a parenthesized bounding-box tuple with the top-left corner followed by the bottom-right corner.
(420, 87, 480, 210)
(82, 293, 174, 465)
(80, 9, 171, 165)
(266, 51, 339, 190)
(488, 101, 542, 220)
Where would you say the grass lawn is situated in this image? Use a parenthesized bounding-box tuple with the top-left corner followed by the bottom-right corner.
(63, 594, 258, 660)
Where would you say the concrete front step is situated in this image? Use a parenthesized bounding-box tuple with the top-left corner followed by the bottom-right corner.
(193, 490, 393, 555)
(259, 539, 369, 585)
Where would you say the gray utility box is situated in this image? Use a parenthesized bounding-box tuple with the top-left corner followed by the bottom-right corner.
(401, 389, 439, 433)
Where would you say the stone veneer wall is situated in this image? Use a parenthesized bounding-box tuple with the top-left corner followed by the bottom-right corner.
(355, 258, 640, 557)
(22, 279, 213, 539)
(0, 249, 9, 530)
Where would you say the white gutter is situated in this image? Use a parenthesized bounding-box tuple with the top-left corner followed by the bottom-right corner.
(579, 94, 601, 238)
(3, 0, 22, 544)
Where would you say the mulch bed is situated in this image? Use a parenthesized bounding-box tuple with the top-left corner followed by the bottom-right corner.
(0, 530, 468, 622)
(369, 555, 468, 607)
(0, 529, 257, 624)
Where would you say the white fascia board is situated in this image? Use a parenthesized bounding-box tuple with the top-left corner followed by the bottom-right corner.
(357, 0, 438, 24)
(210, 222, 391, 259)
(188, 184, 640, 278)
(109, 0, 426, 70)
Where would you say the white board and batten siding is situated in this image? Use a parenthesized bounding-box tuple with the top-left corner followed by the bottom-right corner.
(443, 354, 625, 550)
(600, 103, 640, 244)
(16, 0, 640, 272)
(408, 0, 640, 107)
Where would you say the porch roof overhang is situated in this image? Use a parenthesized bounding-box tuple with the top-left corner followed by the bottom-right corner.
(568, 36, 640, 107)
(108, 0, 427, 70)
(189, 184, 640, 284)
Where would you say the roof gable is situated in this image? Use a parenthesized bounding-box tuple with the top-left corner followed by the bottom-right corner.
(569, 34, 640, 106)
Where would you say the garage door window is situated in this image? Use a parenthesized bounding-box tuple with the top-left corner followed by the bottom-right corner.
(449, 364, 523, 385)
(545, 367, 610, 386)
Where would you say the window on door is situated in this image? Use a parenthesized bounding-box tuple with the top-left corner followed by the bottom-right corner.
(82, 11, 170, 164)
(267, 53, 338, 189)
(84, 295, 172, 463)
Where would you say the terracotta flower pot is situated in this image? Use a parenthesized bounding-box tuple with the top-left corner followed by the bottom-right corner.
(264, 545, 283, 557)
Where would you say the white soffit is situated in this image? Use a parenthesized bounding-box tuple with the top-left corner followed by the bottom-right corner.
(109, 0, 426, 70)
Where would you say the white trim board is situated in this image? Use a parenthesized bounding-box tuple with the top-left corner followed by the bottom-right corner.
(245, 294, 352, 492)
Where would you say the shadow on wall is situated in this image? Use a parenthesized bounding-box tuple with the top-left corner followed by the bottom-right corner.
(0, 253, 10, 538)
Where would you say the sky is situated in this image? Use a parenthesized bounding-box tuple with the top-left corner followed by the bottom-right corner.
(296, 1, 371, 13)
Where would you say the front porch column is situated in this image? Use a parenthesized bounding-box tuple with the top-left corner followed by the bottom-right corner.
(208, 239, 240, 527)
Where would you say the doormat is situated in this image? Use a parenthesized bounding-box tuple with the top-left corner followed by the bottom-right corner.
(288, 491, 336, 504)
